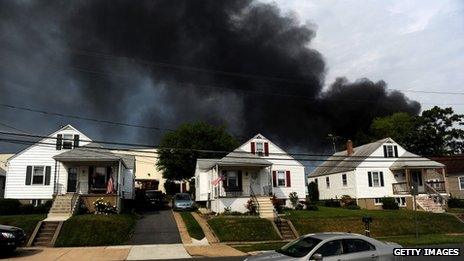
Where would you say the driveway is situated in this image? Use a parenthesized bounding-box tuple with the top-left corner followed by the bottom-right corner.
(130, 209, 182, 245)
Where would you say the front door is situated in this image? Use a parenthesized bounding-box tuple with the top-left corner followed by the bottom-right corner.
(67, 168, 78, 192)
(250, 172, 261, 196)
(410, 170, 423, 193)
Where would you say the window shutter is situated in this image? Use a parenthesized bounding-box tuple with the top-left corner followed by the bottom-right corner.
(73, 134, 80, 148)
(380, 172, 384, 187)
(238, 171, 242, 189)
(394, 146, 398, 158)
(251, 142, 255, 154)
(368, 172, 372, 187)
(45, 166, 51, 185)
(25, 166, 32, 185)
(272, 171, 277, 187)
(56, 134, 63, 150)
(286, 170, 291, 187)
(383, 145, 387, 157)
(264, 142, 269, 156)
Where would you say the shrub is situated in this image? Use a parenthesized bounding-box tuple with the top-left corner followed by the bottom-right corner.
(307, 182, 319, 202)
(0, 199, 21, 215)
(289, 192, 299, 209)
(295, 203, 304, 210)
(448, 197, 464, 208)
(93, 198, 117, 215)
(34, 200, 53, 213)
(245, 199, 257, 215)
(324, 199, 341, 208)
(223, 207, 232, 215)
(303, 197, 319, 211)
(340, 195, 356, 206)
(271, 195, 284, 213)
(381, 197, 399, 210)
(19, 204, 35, 214)
(346, 204, 361, 210)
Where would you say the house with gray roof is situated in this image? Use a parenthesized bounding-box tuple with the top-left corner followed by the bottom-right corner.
(194, 134, 306, 217)
(4, 124, 135, 218)
(308, 138, 447, 212)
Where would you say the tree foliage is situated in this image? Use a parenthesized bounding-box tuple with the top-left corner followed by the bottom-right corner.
(157, 122, 239, 181)
(369, 106, 464, 155)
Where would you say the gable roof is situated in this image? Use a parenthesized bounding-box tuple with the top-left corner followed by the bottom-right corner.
(53, 146, 134, 168)
(7, 124, 91, 162)
(310, 138, 393, 177)
(430, 155, 464, 174)
(390, 151, 444, 170)
(197, 149, 272, 170)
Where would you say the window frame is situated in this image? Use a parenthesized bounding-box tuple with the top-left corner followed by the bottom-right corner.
(385, 145, 395, 157)
(227, 171, 238, 187)
(326, 176, 330, 188)
(277, 170, 286, 187)
(459, 176, 464, 190)
(342, 238, 376, 254)
(395, 197, 406, 207)
(342, 174, 347, 187)
(314, 239, 343, 258)
(62, 133, 74, 149)
(374, 198, 383, 205)
(32, 166, 45, 185)
(255, 142, 264, 155)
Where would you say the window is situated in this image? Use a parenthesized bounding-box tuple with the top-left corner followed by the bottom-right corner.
(343, 239, 375, 253)
(315, 240, 343, 257)
(383, 145, 398, 158)
(30, 199, 42, 207)
(326, 177, 330, 188)
(459, 177, 464, 190)
(62, 134, 73, 149)
(227, 172, 238, 187)
(342, 174, 347, 187)
(32, 166, 45, 185)
(255, 142, 264, 156)
(92, 167, 107, 189)
(374, 198, 383, 205)
(277, 171, 286, 186)
(395, 197, 406, 207)
(368, 171, 384, 187)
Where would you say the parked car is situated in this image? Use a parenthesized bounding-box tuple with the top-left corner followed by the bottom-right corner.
(144, 190, 164, 209)
(0, 224, 26, 252)
(172, 193, 195, 211)
(244, 232, 402, 261)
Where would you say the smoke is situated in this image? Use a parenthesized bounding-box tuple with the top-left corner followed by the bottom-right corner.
(0, 0, 420, 152)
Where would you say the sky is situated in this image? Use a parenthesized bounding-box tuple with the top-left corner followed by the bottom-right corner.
(263, 0, 464, 112)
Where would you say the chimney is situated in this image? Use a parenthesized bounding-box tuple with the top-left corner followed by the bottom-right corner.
(346, 140, 354, 156)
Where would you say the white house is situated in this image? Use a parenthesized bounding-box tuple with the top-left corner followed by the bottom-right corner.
(0, 153, 14, 198)
(4, 125, 135, 211)
(195, 134, 306, 216)
(308, 138, 447, 212)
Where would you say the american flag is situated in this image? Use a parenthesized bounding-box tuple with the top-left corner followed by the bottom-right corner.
(211, 175, 225, 186)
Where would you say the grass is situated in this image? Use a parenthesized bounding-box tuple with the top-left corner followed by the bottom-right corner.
(0, 214, 46, 242)
(233, 242, 286, 253)
(55, 214, 137, 247)
(180, 212, 205, 240)
(448, 208, 464, 213)
(208, 217, 280, 242)
(378, 234, 464, 246)
(286, 207, 464, 237)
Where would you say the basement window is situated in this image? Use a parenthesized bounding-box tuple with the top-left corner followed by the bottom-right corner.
(342, 174, 347, 187)
(459, 177, 464, 190)
(395, 197, 406, 207)
(374, 198, 383, 205)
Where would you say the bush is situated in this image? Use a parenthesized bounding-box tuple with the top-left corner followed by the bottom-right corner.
(245, 199, 257, 215)
(19, 204, 35, 214)
(307, 182, 319, 202)
(324, 199, 341, 208)
(303, 197, 319, 211)
(448, 197, 464, 208)
(94, 198, 117, 215)
(295, 203, 304, 210)
(35, 200, 53, 213)
(340, 195, 356, 206)
(271, 195, 284, 213)
(0, 199, 21, 215)
(289, 192, 299, 209)
(346, 205, 361, 210)
(381, 197, 399, 210)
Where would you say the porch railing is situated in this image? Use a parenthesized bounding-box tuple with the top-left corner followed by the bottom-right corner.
(70, 181, 80, 214)
(425, 181, 446, 193)
(425, 183, 447, 208)
(250, 185, 260, 215)
(392, 182, 409, 194)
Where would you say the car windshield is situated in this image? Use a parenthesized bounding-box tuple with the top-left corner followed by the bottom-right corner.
(277, 236, 322, 258)
(145, 191, 161, 197)
(175, 194, 191, 200)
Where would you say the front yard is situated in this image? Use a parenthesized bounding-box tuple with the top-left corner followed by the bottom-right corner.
(55, 214, 137, 247)
(208, 217, 280, 242)
(180, 212, 205, 240)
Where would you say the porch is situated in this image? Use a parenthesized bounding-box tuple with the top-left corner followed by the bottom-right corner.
(217, 166, 273, 198)
(391, 168, 446, 195)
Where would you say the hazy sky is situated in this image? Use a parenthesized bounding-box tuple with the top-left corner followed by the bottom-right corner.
(264, 0, 464, 113)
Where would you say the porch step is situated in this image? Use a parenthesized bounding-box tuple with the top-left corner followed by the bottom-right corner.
(32, 221, 60, 247)
(276, 219, 296, 240)
(416, 196, 446, 213)
(254, 197, 276, 218)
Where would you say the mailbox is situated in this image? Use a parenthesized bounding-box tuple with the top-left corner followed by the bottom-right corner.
(362, 216, 372, 237)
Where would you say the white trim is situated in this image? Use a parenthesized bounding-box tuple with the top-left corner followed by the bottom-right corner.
(277, 170, 286, 187)
(374, 198, 383, 205)
(458, 176, 464, 190)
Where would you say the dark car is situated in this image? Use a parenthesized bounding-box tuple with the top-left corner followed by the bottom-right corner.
(172, 193, 195, 211)
(144, 190, 164, 209)
(0, 224, 27, 252)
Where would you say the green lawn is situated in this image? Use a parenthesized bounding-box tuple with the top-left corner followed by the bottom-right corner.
(233, 242, 287, 253)
(287, 207, 464, 237)
(0, 214, 45, 242)
(55, 214, 137, 247)
(208, 217, 280, 242)
(180, 212, 205, 240)
(378, 234, 464, 246)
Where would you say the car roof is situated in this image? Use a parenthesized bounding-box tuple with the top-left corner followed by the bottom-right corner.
(305, 232, 367, 240)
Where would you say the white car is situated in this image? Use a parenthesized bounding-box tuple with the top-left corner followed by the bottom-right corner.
(244, 232, 402, 261)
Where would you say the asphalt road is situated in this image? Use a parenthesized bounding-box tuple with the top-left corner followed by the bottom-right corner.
(130, 209, 182, 245)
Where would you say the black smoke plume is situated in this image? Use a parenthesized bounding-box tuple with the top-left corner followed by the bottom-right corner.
(0, 0, 420, 152)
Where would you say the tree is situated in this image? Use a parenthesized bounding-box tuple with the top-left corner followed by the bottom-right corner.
(307, 182, 319, 202)
(368, 106, 464, 156)
(157, 122, 239, 181)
